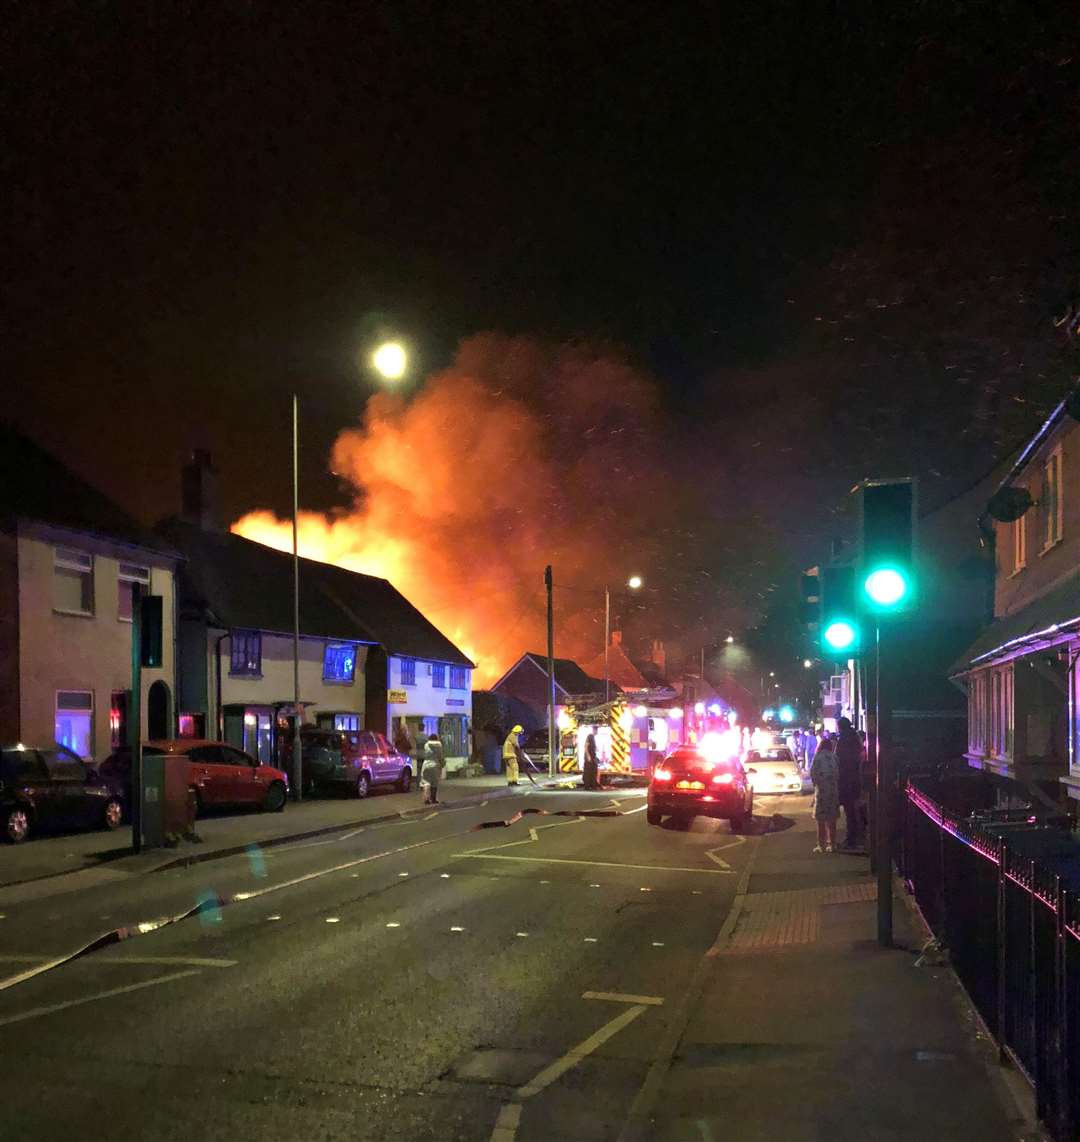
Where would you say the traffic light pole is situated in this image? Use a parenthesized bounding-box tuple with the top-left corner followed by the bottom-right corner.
(874, 620, 893, 946)
(129, 584, 143, 855)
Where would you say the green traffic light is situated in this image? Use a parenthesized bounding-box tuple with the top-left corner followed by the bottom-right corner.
(823, 620, 857, 651)
(863, 566, 909, 608)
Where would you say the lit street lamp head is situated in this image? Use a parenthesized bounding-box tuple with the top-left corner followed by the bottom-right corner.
(371, 340, 408, 381)
(627, 575, 643, 590)
(725, 635, 734, 644)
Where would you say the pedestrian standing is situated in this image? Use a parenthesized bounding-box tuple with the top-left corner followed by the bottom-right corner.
(810, 734, 839, 853)
(502, 724, 524, 786)
(583, 729, 600, 790)
(420, 734, 445, 804)
(835, 716, 864, 849)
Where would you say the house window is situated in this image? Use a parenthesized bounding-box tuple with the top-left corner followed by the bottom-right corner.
(323, 643, 357, 683)
(988, 666, 1013, 760)
(117, 563, 151, 621)
(967, 673, 987, 757)
(1040, 447, 1063, 551)
(1012, 512, 1026, 574)
(55, 690, 93, 758)
(334, 713, 361, 732)
(53, 547, 94, 615)
(432, 663, 446, 689)
(449, 665, 468, 690)
(230, 631, 262, 676)
(400, 658, 416, 686)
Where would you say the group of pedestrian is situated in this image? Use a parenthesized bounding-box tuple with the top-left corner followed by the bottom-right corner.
(393, 723, 448, 805)
(809, 716, 867, 854)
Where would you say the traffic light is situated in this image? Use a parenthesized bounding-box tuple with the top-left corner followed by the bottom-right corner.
(819, 564, 861, 655)
(800, 568, 820, 626)
(859, 479, 916, 613)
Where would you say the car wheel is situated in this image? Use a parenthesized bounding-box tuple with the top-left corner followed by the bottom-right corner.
(646, 807, 662, 826)
(397, 767, 412, 793)
(355, 772, 371, 799)
(3, 806, 30, 844)
(262, 781, 287, 813)
(102, 798, 123, 831)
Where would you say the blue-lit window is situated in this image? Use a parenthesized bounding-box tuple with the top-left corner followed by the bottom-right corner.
(432, 663, 446, 688)
(400, 658, 416, 686)
(449, 666, 468, 690)
(323, 643, 357, 683)
(230, 631, 262, 677)
(334, 713, 361, 732)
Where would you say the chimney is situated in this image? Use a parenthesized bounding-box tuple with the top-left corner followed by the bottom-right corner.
(181, 450, 222, 531)
(651, 639, 666, 674)
(611, 630, 622, 648)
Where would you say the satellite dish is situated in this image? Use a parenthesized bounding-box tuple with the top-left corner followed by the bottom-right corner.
(1065, 386, 1080, 421)
(987, 486, 1034, 523)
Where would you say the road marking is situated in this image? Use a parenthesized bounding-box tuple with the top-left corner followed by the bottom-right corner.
(452, 854, 733, 875)
(517, 1003, 648, 1099)
(620, 804, 648, 815)
(582, 991, 664, 1006)
(584, 937, 598, 943)
(450, 926, 465, 932)
(398, 871, 409, 877)
(528, 827, 539, 842)
(489, 1102, 522, 1142)
(516, 932, 529, 938)
(386, 922, 401, 928)
(326, 917, 340, 923)
(0, 970, 200, 1028)
(266, 914, 282, 921)
(0, 954, 236, 969)
(652, 942, 665, 947)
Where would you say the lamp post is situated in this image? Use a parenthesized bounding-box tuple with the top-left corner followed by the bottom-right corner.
(289, 339, 408, 800)
(605, 575, 643, 703)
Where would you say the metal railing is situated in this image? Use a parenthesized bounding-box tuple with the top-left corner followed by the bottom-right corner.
(900, 780, 1080, 1141)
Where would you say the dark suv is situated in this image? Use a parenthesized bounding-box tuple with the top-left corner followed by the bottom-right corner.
(1, 744, 124, 844)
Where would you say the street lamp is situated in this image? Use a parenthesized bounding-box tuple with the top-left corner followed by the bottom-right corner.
(290, 339, 409, 799)
(371, 340, 408, 381)
(803, 658, 813, 669)
(725, 635, 735, 644)
(605, 575, 642, 703)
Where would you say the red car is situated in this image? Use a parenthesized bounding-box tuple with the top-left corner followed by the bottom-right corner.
(647, 745, 753, 831)
(141, 740, 289, 814)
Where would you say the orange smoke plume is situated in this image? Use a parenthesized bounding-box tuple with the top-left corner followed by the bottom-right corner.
(233, 335, 671, 685)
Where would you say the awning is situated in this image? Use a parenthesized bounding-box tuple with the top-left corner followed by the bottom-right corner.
(950, 571, 1080, 675)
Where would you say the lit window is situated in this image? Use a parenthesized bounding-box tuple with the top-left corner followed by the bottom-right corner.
(400, 658, 416, 686)
(334, 713, 361, 732)
(432, 663, 446, 689)
(1012, 512, 1026, 573)
(1040, 448, 1063, 551)
(117, 563, 150, 621)
(55, 690, 93, 758)
(54, 547, 94, 614)
(449, 665, 468, 690)
(230, 631, 262, 676)
(323, 643, 357, 683)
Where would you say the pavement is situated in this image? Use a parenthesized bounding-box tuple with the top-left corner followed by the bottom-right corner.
(0, 787, 1038, 1141)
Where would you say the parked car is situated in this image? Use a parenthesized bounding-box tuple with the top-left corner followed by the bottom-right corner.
(647, 744, 753, 831)
(103, 740, 289, 814)
(301, 728, 412, 798)
(1, 744, 124, 844)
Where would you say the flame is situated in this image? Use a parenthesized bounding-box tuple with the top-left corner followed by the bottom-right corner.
(233, 335, 669, 686)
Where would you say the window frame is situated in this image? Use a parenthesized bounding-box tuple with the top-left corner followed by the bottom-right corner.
(988, 665, 1013, 761)
(117, 563, 151, 622)
(1040, 446, 1064, 553)
(431, 663, 446, 689)
(1011, 511, 1027, 576)
(322, 642, 358, 684)
(229, 631, 263, 678)
(53, 546, 95, 616)
(449, 665, 468, 691)
(54, 690, 94, 759)
(399, 658, 416, 686)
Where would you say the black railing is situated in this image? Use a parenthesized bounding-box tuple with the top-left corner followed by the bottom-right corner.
(900, 780, 1080, 1141)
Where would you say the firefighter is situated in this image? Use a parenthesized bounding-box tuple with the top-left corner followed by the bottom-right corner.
(502, 724, 524, 786)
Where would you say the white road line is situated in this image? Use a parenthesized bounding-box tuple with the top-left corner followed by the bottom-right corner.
(488, 1102, 522, 1142)
(517, 1004, 648, 1099)
(0, 954, 236, 969)
(452, 853, 733, 875)
(620, 804, 648, 815)
(0, 970, 200, 1028)
(582, 991, 664, 1006)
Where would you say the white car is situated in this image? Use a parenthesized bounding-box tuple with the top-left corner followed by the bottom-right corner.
(743, 747, 808, 795)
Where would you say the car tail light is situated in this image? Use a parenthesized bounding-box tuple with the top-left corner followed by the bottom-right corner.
(653, 767, 672, 781)
(712, 772, 734, 785)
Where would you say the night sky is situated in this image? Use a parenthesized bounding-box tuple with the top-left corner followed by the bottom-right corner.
(6, 2, 1078, 645)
